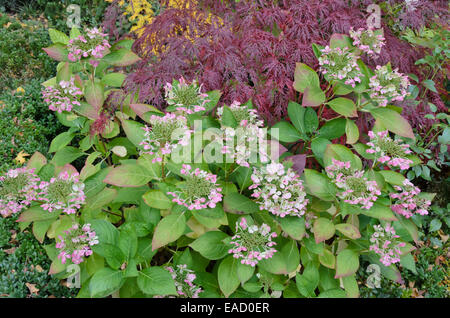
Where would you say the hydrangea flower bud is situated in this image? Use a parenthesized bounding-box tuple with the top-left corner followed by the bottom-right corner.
(164, 77, 209, 114)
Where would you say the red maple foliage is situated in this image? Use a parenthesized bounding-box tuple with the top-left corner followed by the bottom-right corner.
(103, 0, 448, 125)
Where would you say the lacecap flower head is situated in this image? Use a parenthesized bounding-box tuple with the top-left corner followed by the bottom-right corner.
(167, 165, 222, 210)
(37, 171, 86, 214)
(164, 77, 209, 114)
(368, 64, 410, 107)
(163, 265, 203, 298)
(0, 167, 40, 217)
(217, 101, 269, 167)
(325, 159, 381, 210)
(229, 218, 277, 266)
(349, 27, 385, 56)
(390, 179, 431, 218)
(370, 223, 406, 267)
(42, 78, 83, 113)
(56, 223, 99, 265)
(67, 27, 111, 66)
(249, 162, 308, 217)
(318, 46, 363, 88)
(366, 130, 413, 170)
(140, 113, 191, 163)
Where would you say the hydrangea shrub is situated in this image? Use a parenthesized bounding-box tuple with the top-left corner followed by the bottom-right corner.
(0, 26, 436, 299)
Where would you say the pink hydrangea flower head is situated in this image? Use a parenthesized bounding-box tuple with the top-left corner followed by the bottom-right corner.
(318, 46, 363, 88)
(326, 159, 381, 209)
(164, 77, 210, 115)
(216, 101, 269, 167)
(67, 27, 110, 64)
(56, 222, 99, 265)
(390, 179, 431, 218)
(368, 64, 410, 107)
(167, 166, 222, 210)
(366, 130, 413, 170)
(41, 77, 83, 113)
(156, 265, 202, 298)
(228, 218, 277, 267)
(249, 162, 308, 217)
(349, 27, 385, 56)
(139, 113, 192, 162)
(369, 223, 406, 267)
(0, 167, 40, 217)
(37, 171, 86, 214)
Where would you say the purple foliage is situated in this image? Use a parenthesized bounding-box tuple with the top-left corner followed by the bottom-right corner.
(103, 0, 448, 125)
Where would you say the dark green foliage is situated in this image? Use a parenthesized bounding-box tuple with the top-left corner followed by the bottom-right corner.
(0, 18, 56, 88)
(0, 214, 77, 298)
(0, 0, 108, 33)
(0, 78, 64, 171)
(357, 207, 450, 299)
(358, 244, 449, 298)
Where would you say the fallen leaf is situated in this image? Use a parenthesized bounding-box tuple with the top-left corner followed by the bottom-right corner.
(438, 230, 449, 243)
(4, 247, 16, 254)
(25, 283, 39, 295)
(435, 255, 444, 266)
(14, 150, 30, 165)
(411, 288, 425, 298)
(35, 265, 44, 273)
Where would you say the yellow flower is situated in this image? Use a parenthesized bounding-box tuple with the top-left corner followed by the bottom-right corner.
(106, 0, 226, 54)
(16, 87, 25, 94)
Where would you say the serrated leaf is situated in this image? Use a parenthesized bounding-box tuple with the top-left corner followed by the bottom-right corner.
(89, 268, 124, 298)
(335, 249, 359, 278)
(137, 267, 177, 296)
(49, 28, 69, 44)
(218, 256, 240, 297)
(102, 48, 141, 67)
(152, 212, 186, 251)
(104, 164, 153, 187)
(335, 223, 361, 239)
(189, 231, 229, 260)
(313, 218, 335, 243)
(370, 108, 414, 139)
(269, 121, 302, 143)
(327, 98, 357, 117)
